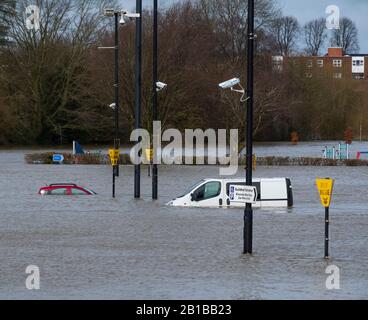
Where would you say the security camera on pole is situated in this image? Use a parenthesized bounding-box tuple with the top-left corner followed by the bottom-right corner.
(218, 0, 255, 255)
(152, 0, 168, 200)
(99, 8, 140, 197)
(244, 0, 255, 255)
(134, 0, 143, 199)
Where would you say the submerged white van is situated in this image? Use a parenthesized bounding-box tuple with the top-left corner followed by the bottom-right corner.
(167, 178, 293, 208)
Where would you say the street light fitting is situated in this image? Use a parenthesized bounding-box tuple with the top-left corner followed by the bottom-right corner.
(97, 46, 116, 50)
(103, 8, 116, 17)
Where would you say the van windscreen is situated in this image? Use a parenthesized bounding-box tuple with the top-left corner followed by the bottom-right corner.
(178, 180, 205, 198)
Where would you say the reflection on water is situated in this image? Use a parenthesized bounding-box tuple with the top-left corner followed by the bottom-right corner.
(0, 147, 367, 299)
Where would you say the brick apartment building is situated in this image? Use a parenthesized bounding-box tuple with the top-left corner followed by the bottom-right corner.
(272, 47, 368, 80)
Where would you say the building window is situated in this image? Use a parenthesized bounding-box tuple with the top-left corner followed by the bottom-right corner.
(317, 60, 324, 67)
(333, 73, 342, 79)
(353, 73, 364, 80)
(353, 60, 364, 66)
(333, 59, 342, 68)
(305, 73, 313, 78)
(306, 60, 313, 68)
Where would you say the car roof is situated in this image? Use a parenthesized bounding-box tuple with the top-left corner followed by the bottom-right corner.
(48, 183, 78, 187)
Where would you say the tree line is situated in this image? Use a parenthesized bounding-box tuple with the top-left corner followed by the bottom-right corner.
(0, 0, 366, 145)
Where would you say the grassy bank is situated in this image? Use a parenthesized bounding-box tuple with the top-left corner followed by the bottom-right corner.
(24, 152, 368, 166)
(25, 152, 130, 165)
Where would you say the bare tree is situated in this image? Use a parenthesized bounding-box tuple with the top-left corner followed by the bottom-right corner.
(0, 0, 116, 142)
(330, 17, 359, 54)
(198, 0, 279, 60)
(271, 16, 299, 56)
(304, 18, 327, 56)
(0, 0, 15, 45)
(1, 0, 365, 145)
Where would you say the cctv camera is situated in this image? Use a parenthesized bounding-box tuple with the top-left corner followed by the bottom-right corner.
(119, 16, 126, 25)
(120, 10, 140, 18)
(219, 78, 240, 89)
(119, 10, 140, 25)
(124, 12, 140, 19)
(109, 103, 116, 110)
(156, 81, 167, 91)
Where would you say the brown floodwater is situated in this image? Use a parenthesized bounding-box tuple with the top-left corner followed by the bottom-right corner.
(0, 148, 367, 299)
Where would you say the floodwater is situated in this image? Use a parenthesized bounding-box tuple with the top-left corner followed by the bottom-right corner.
(0, 145, 367, 300)
(253, 140, 368, 158)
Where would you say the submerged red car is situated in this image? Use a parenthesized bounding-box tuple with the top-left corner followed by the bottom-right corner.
(38, 184, 96, 196)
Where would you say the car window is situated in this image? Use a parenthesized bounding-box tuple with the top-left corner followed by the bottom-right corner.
(71, 188, 87, 195)
(195, 181, 221, 201)
(50, 188, 68, 195)
(82, 187, 96, 195)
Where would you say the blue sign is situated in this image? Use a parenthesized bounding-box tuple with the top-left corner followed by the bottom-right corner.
(229, 186, 235, 200)
(53, 154, 64, 163)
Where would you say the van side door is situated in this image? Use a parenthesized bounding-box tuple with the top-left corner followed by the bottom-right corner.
(260, 179, 287, 207)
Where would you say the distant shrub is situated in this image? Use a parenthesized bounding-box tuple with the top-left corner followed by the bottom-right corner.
(291, 131, 299, 145)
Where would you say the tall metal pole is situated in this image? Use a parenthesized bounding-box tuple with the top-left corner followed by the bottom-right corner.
(134, 0, 142, 198)
(114, 12, 120, 178)
(112, 169, 116, 198)
(325, 207, 330, 259)
(244, 0, 255, 254)
(152, 0, 158, 200)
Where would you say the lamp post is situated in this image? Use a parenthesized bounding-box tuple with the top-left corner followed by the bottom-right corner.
(152, 0, 167, 200)
(114, 12, 120, 177)
(152, 0, 158, 200)
(99, 9, 121, 191)
(216, 1, 256, 255)
(134, 0, 143, 199)
(244, 0, 255, 254)
(100, 8, 141, 197)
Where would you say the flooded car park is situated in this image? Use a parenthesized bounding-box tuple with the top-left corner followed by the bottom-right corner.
(0, 149, 367, 299)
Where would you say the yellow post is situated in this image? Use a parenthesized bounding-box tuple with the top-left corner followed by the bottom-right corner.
(108, 149, 120, 198)
(109, 149, 120, 166)
(145, 148, 153, 177)
(316, 178, 334, 208)
(145, 148, 153, 163)
(252, 154, 257, 171)
(316, 178, 334, 259)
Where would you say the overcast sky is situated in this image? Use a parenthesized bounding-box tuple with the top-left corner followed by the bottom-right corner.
(120, 0, 368, 52)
